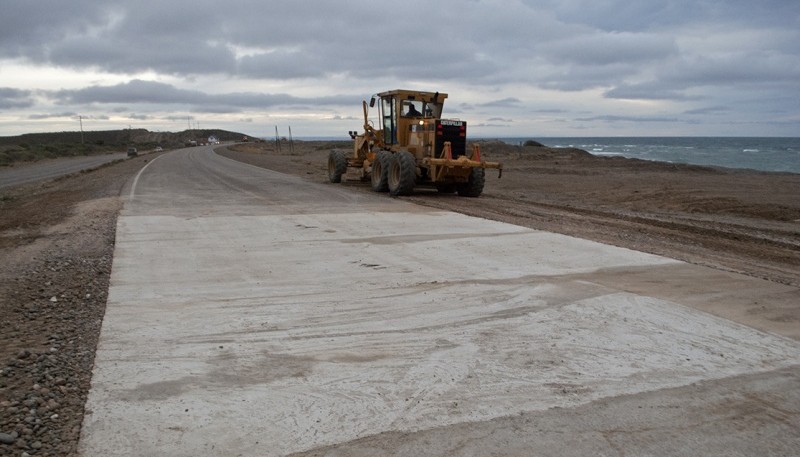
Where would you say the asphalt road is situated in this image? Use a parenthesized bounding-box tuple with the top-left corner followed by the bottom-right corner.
(79, 146, 800, 456)
(0, 152, 128, 189)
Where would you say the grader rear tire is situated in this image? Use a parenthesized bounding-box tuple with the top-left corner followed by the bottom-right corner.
(457, 167, 485, 197)
(327, 150, 347, 183)
(371, 151, 390, 192)
(388, 151, 416, 196)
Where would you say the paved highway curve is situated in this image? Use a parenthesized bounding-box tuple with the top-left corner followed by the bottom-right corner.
(0, 153, 127, 189)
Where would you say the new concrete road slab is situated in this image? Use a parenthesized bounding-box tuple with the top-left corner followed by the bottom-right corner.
(79, 146, 800, 456)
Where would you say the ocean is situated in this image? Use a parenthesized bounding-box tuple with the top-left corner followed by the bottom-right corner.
(497, 137, 800, 174)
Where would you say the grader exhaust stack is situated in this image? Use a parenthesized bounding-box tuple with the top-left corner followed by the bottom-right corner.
(328, 89, 502, 197)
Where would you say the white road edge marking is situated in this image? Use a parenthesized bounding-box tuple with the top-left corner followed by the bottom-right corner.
(129, 154, 166, 202)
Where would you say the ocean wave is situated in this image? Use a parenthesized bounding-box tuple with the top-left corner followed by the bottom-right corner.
(495, 137, 800, 173)
(590, 151, 626, 156)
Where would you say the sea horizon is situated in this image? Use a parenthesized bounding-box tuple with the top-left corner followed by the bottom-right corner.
(292, 135, 799, 174)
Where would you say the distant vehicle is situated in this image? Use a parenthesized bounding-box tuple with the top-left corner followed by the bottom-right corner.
(155, 146, 163, 152)
(127, 147, 138, 157)
(208, 135, 219, 144)
(185, 140, 198, 147)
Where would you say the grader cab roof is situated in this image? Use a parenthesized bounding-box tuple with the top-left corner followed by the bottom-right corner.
(377, 90, 448, 103)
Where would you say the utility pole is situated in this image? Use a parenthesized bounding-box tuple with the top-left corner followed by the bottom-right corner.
(275, 126, 281, 153)
(288, 126, 294, 154)
(79, 115, 84, 144)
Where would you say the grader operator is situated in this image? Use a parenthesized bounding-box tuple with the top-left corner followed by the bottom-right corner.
(327, 90, 502, 197)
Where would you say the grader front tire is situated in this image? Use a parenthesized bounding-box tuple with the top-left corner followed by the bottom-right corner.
(327, 150, 347, 183)
(388, 151, 416, 196)
(371, 151, 390, 192)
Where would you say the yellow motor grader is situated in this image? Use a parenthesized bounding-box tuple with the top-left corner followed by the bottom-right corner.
(328, 89, 502, 197)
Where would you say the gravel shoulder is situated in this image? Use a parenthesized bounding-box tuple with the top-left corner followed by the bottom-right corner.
(0, 154, 159, 456)
(1, 141, 798, 455)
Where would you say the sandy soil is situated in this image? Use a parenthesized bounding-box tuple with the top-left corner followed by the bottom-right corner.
(0, 140, 798, 455)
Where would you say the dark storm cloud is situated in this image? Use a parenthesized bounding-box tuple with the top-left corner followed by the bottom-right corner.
(53, 80, 198, 105)
(542, 32, 677, 66)
(50, 80, 358, 111)
(683, 106, 731, 115)
(0, 88, 34, 109)
(604, 83, 700, 101)
(666, 53, 800, 87)
(0, 1, 671, 85)
(0, 0, 109, 59)
(537, 0, 800, 32)
(26, 112, 111, 120)
(1, 0, 798, 135)
(0, 1, 236, 74)
(28, 112, 78, 120)
(604, 46, 800, 103)
(3, 0, 798, 96)
(479, 98, 523, 108)
(576, 115, 681, 123)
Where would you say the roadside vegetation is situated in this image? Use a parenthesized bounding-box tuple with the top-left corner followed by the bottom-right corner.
(0, 128, 249, 166)
(0, 142, 105, 166)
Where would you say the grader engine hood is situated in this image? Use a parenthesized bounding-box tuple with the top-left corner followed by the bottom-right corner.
(435, 120, 467, 159)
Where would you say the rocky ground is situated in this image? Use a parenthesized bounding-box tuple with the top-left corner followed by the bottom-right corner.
(0, 140, 798, 455)
(0, 155, 157, 456)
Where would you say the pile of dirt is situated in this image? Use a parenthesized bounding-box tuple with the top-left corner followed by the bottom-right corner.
(475, 139, 594, 160)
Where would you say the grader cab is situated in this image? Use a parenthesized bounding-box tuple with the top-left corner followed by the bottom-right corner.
(328, 89, 502, 197)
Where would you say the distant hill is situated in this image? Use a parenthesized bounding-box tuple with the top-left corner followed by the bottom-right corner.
(0, 128, 250, 166)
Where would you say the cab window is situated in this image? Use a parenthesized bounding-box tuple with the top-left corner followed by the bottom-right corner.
(402, 100, 423, 117)
(423, 102, 442, 118)
(382, 97, 396, 144)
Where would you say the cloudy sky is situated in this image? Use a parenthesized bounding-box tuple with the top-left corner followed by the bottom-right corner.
(1, 0, 798, 138)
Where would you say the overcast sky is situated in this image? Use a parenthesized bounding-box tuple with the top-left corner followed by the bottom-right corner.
(1, 0, 798, 138)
